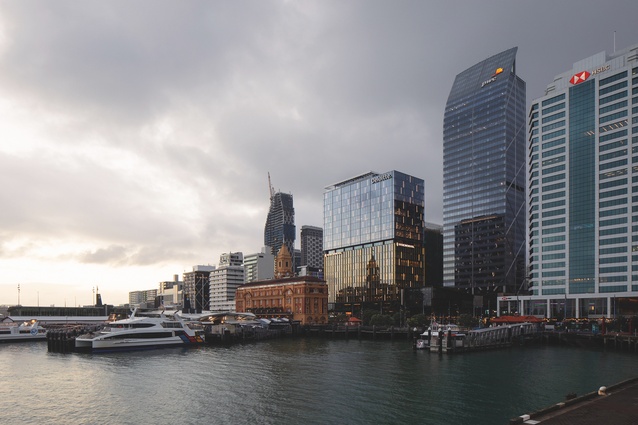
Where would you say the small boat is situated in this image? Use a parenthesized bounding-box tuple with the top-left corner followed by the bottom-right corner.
(415, 322, 463, 349)
(75, 308, 204, 353)
(0, 319, 47, 342)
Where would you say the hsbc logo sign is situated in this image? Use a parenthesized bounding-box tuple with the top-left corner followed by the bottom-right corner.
(570, 71, 590, 85)
(570, 64, 611, 85)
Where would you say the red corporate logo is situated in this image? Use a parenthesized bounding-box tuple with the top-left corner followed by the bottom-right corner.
(570, 71, 590, 85)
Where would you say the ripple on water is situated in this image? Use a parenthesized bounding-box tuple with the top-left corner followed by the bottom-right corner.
(1, 340, 636, 425)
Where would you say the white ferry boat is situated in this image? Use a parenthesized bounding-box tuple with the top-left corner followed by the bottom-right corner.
(0, 319, 47, 342)
(75, 309, 204, 353)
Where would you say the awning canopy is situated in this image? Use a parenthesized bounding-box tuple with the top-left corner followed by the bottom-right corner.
(491, 315, 543, 323)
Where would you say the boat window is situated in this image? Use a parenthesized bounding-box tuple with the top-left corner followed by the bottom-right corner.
(161, 322, 183, 329)
(104, 332, 173, 339)
(129, 323, 156, 328)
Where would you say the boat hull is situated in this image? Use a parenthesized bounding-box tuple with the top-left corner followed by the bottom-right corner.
(76, 333, 204, 353)
(0, 334, 47, 343)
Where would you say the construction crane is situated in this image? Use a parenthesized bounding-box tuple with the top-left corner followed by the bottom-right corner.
(268, 172, 275, 200)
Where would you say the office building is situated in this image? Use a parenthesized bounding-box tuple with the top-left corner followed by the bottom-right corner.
(183, 265, 215, 313)
(244, 247, 275, 283)
(157, 275, 183, 308)
(128, 289, 157, 307)
(504, 43, 638, 319)
(323, 170, 425, 314)
(264, 187, 296, 267)
(443, 47, 527, 297)
(301, 225, 324, 269)
(424, 223, 443, 287)
(210, 252, 244, 312)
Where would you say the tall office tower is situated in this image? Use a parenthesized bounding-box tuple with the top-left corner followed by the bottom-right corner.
(301, 225, 324, 269)
(323, 171, 425, 314)
(264, 180, 296, 267)
(183, 265, 215, 313)
(443, 47, 527, 297)
(516, 43, 638, 319)
(244, 247, 275, 283)
(210, 252, 244, 312)
(424, 223, 443, 287)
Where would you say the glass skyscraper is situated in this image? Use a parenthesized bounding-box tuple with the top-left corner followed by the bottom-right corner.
(443, 47, 527, 296)
(264, 191, 296, 264)
(507, 43, 638, 319)
(323, 170, 425, 314)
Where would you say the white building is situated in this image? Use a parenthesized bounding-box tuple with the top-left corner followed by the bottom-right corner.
(157, 274, 183, 308)
(209, 252, 245, 312)
(507, 43, 638, 319)
(244, 247, 275, 283)
(128, 289, 158, 308)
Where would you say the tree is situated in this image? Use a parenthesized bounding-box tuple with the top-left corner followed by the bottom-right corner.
(407, 313, 427, 328)
(369, 314, 393, 327)
(457, 313, 478, 329)
(362, 309, 377, 326)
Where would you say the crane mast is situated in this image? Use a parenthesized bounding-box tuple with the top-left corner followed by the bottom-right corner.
(268, 172, 275, 200)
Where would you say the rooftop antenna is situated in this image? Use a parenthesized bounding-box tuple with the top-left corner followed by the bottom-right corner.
(614, 31, 616, 53)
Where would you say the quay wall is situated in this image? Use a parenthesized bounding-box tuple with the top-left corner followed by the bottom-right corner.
(509, 376, 638, 425)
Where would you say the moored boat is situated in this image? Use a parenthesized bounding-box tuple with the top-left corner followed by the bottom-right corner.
(415, 322, 463, 349)
(0, 319, 47, 342)
(75, 308, 204, 353)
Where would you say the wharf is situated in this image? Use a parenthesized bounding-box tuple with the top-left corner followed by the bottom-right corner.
(304, 325, 414, 341)
(417, 323, 542, 354)
(510, 377, 638, 425)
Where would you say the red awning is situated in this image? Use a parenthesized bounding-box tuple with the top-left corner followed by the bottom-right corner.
(491, 315, 543, 323)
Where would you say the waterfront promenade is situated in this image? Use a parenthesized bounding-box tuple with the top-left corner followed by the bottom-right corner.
(510, 377, 638, 424)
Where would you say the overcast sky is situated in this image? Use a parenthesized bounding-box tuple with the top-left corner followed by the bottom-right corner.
(2, 1, 638, 307)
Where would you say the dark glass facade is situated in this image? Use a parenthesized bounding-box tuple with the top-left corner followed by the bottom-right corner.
(568, 80, 596, 294)
(264, 192, 296, 264)
(323, 171, 425, 313)
(443, 47, 527, 294)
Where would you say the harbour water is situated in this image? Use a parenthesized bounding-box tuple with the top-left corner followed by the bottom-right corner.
(1, 338, 636, 424)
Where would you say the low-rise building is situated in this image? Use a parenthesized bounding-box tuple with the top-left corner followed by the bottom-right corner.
(235, 246, 328, 324)
(235, 276, 328, 325)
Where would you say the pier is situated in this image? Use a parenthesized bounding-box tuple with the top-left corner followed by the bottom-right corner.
(46, 325, 101, 353)
(416, 323, 542, 354)
(510, 376, 638, 424)
(304, 324, 415, 341)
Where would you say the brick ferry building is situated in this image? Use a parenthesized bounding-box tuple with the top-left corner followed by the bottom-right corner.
(235, 244, 328, 325)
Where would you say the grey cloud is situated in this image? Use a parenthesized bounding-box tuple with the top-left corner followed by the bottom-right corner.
(1, 0, 638, 282)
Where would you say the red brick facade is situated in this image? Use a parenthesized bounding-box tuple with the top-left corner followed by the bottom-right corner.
(235, 276, 328, 325)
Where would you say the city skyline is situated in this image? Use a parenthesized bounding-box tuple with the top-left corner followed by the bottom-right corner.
(2, 2, 638, 306)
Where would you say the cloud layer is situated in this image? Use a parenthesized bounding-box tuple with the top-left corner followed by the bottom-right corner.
(1, 1, 637, 305)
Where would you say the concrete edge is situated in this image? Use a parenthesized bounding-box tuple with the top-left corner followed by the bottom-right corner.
(508, 376, 638, 424)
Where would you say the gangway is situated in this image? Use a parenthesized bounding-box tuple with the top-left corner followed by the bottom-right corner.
(430, 322, 541, 353)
